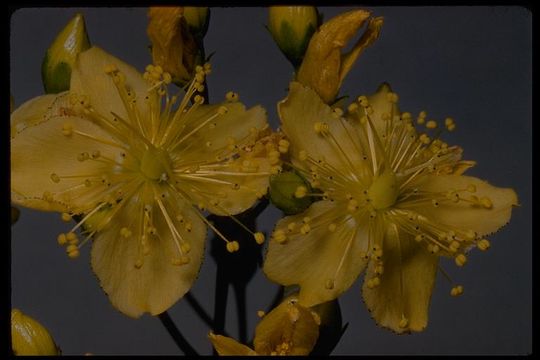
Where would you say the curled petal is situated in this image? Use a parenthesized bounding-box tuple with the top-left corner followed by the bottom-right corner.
(208, 333, 257, 356)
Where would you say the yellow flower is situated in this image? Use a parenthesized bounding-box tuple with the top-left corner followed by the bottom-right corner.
(297, 9, 383, 104)
(11, 309, 60, 355)
(11, 46, 271, 317)
(263, 81, 518, 333)
(147, 7, 199, 86)
(209, 296, 320, 355)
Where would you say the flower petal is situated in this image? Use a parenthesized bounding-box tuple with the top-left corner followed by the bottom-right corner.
(279, 82, 363, 175)
(263, 200, 369, 307)
(90, 194, 206, 318)
(208, 333, 257, 356)
(11, 114, 120, 212)
(365, 82, 400, 137)
(70, 46, 151, 124)
(402, 174, 518, 237)
(362, 223, 438, 333)
(10, 93, 69, 137)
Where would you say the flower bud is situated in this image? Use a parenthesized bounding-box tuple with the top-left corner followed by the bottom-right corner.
(41, 13, 91, 94)
(268, 6, 319, 68)
(269, 171, 313, 215)
(11, 309, 60, 355)
(183, 7, 210, 38)
(297, 9, 383, 104)
(147, 7, 200, 86)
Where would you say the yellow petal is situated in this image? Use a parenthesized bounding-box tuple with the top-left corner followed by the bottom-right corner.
(253, 297, 319, 355)
(279, 82, 363, 175)
(10, 92, 69, 137)
(70, 46, 151, 125)
(297, 9, 371, 103)
(175, 102, 270, 215)
(208, 333, 257, 356)
(11, 114, 119, 212)
(263, 200, 369, 307)
(90, 193, 206, 318)
(364, 82, 400, 137)
(403, 174, 518, 237)
(362, 223, 439, 333)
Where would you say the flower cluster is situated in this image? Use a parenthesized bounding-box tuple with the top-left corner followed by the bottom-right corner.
(11, 6, 519, 355)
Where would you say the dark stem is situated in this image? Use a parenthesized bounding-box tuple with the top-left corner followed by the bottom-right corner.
(212, 267, 229, 355)
(158, 311, 199, 356)
(185, 292, 214, 330)
(233, 283, 247, 344)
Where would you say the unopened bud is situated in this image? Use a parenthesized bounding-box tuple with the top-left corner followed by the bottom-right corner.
(269, 170, 313, 215)
(11, 309, 60, 355)
(268, 6, 319, 68)
(41, 13, 91, 93)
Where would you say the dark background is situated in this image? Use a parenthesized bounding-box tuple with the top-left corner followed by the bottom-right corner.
(10, 6, 532, 355)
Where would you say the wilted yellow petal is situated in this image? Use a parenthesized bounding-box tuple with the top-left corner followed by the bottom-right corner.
(297, 9, 381, 103)
(147, 7, 198, 85)
(362, 223, 439, 333)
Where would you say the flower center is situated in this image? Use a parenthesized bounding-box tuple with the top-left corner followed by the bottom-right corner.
(367, 169, 399, 210)
(140, 146, 171, 181)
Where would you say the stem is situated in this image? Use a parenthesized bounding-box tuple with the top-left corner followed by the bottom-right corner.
(233, 283, 247, 343)
(158, 311, 199, 356)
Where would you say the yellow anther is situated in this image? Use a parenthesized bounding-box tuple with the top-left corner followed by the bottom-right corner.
(455, 254, 467, 267)
(477, 239, 491, 251)
(381, 112, 391, 121)
(147, 226, 157, 235)
(314, 121, 329, 134)
(347, 199, 359, 212)
(273, 230, 287, 244)
(386, 92, 399, 103)
(419, 133, 430, 144)
(450, 285, 464, 297)
(66, 232, 77, 242)
(367, 277, 380, 289)
(450, 240, 460, 252)
(399, 316, 409, 328)
(300, 223, 311, 235)
(480, 197, 493, 209)
(365, 106, 374, 115)
(163, 72, 172, 84)
(104, 64, 118, 74)
(134, 258, 144, 269)
(466, 184, 477, 193)
(348, 102, 358, 113)
(372, 248, 383, 258)
(254, 232, 265, 245)
(225, 91, 239, 102)
(303, 216, 311, 223)
(357, 95, 369, 107)
(429, 244, 440, 254)
(359, 116, 368, 125)
(172, 255, 190, 266)
(120, 227, 132, 238)
(57, 233, 67, 246)
(61, 212, 72, 222)
(415, 234, 424, 242)
(61, 122, 73, 136)
(257, 310, 265, 318)
(431, 199, 440, 207)
(328, 223, 337, 232)
(217, 106, 228, 115)
(294, 186, 307, 199)
(180, 242, 191, 254)
(447, 123, 456, 131)
(402, 112, 412, 121)
(66, 244, 78, 253)
(226, 241, 240, 253)
(67, 248, 80, 259)
(465, 230, 477, 240)
(91, 150, 100, 159)
(426, 120, 438, 129)
(375, 265, 384, 275)
(193, 95, 204, 104)
(325, 279, 335, 290)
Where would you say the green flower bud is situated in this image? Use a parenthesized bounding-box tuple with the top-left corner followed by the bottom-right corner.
(41, 13, 91, 94)
(268, 6, 319, 68)
(11, 309, 60, 355)
(269, 170, 313, 215)
(183, 7, 210, 38)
